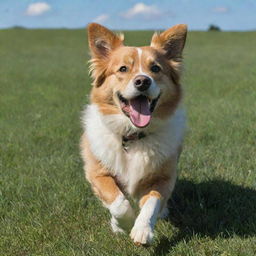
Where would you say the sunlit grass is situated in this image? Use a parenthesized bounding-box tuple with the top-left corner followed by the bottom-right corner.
(0, 29, 256, 255)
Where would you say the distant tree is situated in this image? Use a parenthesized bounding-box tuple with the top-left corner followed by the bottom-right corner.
(208, 24, 221, 31)
(12, 26, 26, 30)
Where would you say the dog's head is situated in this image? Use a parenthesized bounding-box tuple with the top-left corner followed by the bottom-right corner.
(87, 23, 187, 128)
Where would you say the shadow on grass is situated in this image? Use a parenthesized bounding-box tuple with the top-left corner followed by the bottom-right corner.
(155, 179, 256, 255)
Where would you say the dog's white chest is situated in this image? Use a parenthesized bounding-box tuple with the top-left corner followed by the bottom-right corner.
(119, 141, 163, 194)
(83, 104, 186, 195)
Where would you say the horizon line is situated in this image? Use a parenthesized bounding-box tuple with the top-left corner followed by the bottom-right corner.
(1, 26, 256, 32)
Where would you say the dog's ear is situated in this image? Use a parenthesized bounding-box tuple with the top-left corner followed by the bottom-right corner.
(87, 23, 124, 59)
(151, 24, 187, 59)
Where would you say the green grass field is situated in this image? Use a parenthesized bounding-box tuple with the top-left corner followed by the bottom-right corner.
(1, 28, 256, 256)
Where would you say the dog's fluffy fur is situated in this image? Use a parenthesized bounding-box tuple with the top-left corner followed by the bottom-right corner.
(80, 23, 187, 245)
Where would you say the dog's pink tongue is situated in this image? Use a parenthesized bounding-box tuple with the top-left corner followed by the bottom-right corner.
(129, 96, 151, 128)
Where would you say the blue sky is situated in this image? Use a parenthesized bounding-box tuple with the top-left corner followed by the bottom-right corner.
(0, 0, 256, 30)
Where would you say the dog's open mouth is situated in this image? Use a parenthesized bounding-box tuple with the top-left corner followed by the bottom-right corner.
(117, 92, 160, 128)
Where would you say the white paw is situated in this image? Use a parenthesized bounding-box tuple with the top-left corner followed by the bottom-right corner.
(111, 216, 125, 233)
(111, 214, 134, 233)
(109, 195, 134, 219)
(108, 194, 135, 232)
(130, 224, 154, 245)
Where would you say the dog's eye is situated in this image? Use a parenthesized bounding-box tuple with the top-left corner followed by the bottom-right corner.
(119, 66, 128, 72)
(151, 65, 161, 73)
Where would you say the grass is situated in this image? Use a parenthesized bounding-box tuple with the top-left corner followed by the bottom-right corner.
(0, 28, 256, 256)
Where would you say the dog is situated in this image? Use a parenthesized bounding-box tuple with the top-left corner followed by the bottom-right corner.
(80, 23, 187, 245)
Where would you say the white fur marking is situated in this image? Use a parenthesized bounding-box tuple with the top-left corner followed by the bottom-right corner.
(130, 196, 161, 244)
(137, 47, 143, 73)
(83, 104, 186, 195)
(111, 216, 125, 233)
(107, 194, 135, 232)
(122, 48, 160, 100)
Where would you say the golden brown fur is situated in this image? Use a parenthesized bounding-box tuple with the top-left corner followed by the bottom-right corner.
(80, 23, 187, 245)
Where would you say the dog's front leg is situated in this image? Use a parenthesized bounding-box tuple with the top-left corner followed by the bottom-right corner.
(81, 135, 135, 233)
(88, 173, 135, 233)
(130, 156, 178, 245)
(130, 190, 162, 245)
(130, 173, 176, 245)
(89, 174, 135, 232)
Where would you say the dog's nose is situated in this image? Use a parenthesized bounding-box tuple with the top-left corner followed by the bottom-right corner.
(133, 75, 151, 91)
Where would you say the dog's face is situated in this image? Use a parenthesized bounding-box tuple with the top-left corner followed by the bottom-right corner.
(88, 23, 187, 128)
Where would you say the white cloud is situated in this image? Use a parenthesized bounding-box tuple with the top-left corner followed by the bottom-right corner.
(26, 2, 51, 16)
(121, 3, 162, 19)
(93, 14, 109, 24)
(213, 7, 229, 13)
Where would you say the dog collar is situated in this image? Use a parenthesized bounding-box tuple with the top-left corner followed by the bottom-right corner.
(122, 132, 146, 151)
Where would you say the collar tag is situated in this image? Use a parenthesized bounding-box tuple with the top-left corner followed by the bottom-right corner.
(122, 132, 146, 151)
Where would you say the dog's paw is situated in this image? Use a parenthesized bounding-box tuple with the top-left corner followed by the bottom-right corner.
(111, 216, 125, 233)
(108, 194, 135, 232)
(109, 195, 134, 219)
(130, 224, 154, 245)
(111, 214, 134, 233)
